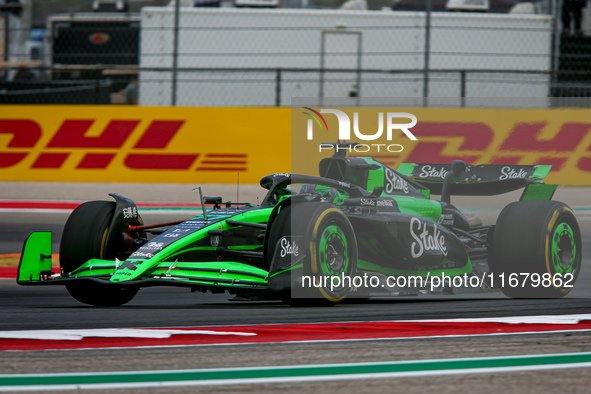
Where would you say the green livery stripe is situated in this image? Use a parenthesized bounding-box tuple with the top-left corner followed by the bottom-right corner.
(521, 183, 558, 201)
(419, 189, 431, 199)
(69, 270, 113, 277)
(153, 271, 267, 283)
(358, 259, 472, 277)
(151, 260, 269, 284)
(1, 353, 591, 389)
(69, 259, 116, 276)
(395, 163, 416, 176)
(155, 261, 267, 274)
(270, 264, 304, 277)
(154, 277, 266, 287)
(139, 207, 204, 212)
(532, 165, 552, 179)
(154, 271, 267, 282)
(228, 245, 263, 251)
(393, 196, 442, 222)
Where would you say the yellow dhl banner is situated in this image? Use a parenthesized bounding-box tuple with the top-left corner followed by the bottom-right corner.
(0, 106, 291, 184)
(291, 106, 591, 187)
(1, 106, 591, 186)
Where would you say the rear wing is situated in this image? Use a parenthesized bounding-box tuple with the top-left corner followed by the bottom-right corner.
(397, 163, 552, 182)
(396, 163, 557, 200)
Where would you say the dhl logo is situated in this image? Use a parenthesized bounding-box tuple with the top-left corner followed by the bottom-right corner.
(4, 108, 591, 187)
(0, 119, 247, 172)
(362, 121, 591, 184)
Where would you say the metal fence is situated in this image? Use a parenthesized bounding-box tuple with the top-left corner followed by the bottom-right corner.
(1, 3, 591, 107)
(0, 65, 566, 107)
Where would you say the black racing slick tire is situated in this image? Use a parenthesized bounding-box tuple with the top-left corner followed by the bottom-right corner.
(269, 202, 358, 307)
(60, 201, 138, 306)
(490, 200, 582, 298)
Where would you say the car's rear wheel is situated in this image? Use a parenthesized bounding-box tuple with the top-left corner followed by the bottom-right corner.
(490, 200, 581, 298)
(269, 202, 358, 307)
(60, 201, 138, 306)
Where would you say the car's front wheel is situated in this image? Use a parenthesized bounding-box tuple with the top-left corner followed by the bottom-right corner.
(60, 201, 138, 306)
(268, 202, 358, 307)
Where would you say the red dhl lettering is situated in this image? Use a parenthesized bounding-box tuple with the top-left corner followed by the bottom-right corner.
(46, 120, 139, 149)
(0, 119, 247, 171)
(354, 122, 591, 179)
(577, 158, 591, 172)
(411, 122, 494, 150)
(77, 153, 117, 169)
(31, 153, 69, 169)
(0, 120, 42, 168)
(3, 118, 591, 176)
(133, 121, 185, 149)
(0, 120, 42, 148)
(400, 122, 494, 164)
(500, 123, 591, 152)
(124, 154, 199, 170)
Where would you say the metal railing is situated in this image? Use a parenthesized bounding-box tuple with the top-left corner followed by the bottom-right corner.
(2, 65, 591, 107)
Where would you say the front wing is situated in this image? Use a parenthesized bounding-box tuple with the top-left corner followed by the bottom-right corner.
(17, 231, 271, 292)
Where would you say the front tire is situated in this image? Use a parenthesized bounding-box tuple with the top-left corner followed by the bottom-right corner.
(60, 201, 138, 306)
(490, 200, 581, 298)
(269, 202, 358, 307)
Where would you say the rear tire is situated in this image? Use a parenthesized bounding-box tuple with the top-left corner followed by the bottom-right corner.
(269, 203, 358, 307)
(60, 201, 138, 306)
(490, 200, 581, 298)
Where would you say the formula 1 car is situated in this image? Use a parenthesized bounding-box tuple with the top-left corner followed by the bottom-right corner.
(18, 143, 582, 306)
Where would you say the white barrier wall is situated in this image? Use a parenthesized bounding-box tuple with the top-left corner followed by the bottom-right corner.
(140, 7, 553, 106)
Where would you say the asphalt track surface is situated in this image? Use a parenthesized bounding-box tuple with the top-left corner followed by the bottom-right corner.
(2, 191, 591, 393)
(2, 207, 591, 331)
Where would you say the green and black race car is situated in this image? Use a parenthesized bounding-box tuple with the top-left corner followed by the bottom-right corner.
(18, 143, 582, 306)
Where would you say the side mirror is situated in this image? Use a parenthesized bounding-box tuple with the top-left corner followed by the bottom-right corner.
(451, 160, 467, 180)
(204, 196, 222, 209)
(441, 160, 467, 204)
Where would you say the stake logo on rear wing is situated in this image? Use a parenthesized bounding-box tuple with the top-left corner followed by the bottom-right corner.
(397, 163, 552, 183)
(396, 163, 556, 200)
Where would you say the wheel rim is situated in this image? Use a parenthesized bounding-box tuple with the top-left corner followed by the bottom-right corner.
(551, 221, 577, 275)
(318, 223, 349, 291)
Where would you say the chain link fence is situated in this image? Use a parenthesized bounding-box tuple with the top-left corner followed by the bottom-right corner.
(1, 2, 591, 107)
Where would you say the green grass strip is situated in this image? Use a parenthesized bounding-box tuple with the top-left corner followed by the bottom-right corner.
(1, 352, 591, 388)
